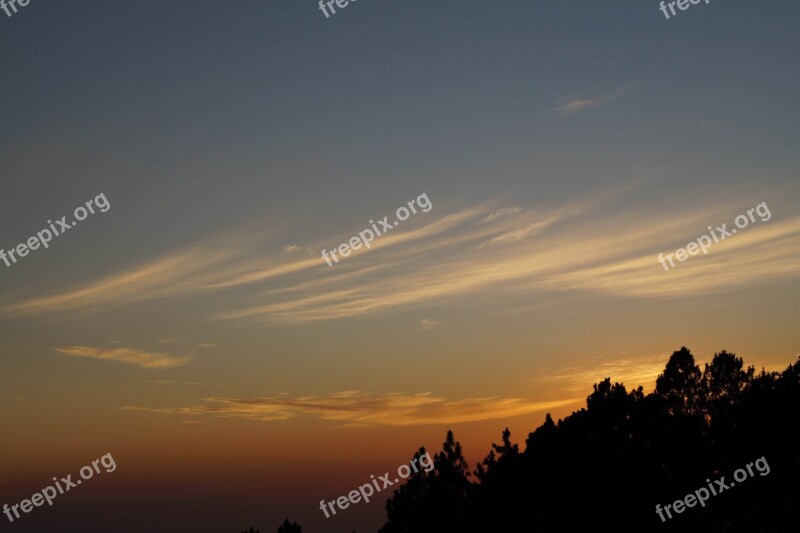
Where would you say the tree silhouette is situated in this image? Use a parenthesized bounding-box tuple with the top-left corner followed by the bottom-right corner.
(379, 447, 434, 533)
(379, 431, 472, 532)
(656, 346, 704, 415)
(379, 347, 800, 532)
(276, 519, 301, 533)
(704, 350, 754, 402)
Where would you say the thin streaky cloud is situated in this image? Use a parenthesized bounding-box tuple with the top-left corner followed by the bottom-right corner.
(533, 354, 669, 395)
(480, 207, 522, 223)
(197, 206, 489, 290)
(419, 319, 440, 330)
(478, 205, 585, 246)
(0, 203, 495, 316)
(554, 87, 630, 116)
(124, 391, 580, 426)
(265, 264, 391, 296)
(1, 247, 238, 316)
(54, 346, 189, 369)
(197, 256, 323, 290)
(144, 380, 204, 386)
(4, 193, 799, 325)
(215, 204, 800, 324)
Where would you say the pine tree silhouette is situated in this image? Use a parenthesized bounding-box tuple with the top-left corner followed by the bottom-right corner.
(276, 519, 301, 533)
(379, 347, 800, 532)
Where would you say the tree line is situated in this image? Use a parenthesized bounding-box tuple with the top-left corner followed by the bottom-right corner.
(251, 346, 799, 532)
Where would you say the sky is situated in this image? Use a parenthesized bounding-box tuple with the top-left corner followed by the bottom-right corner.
(1, 1, 799, 531)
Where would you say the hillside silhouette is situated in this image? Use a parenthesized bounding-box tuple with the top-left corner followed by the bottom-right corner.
(259, 346, 799, 532)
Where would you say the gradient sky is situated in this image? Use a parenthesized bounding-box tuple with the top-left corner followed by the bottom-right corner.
(1, 1, 799, 531)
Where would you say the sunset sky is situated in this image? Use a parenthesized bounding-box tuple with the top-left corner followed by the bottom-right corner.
(1, 1, 799, 531)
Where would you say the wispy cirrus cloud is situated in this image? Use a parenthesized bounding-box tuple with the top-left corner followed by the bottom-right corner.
(479, 206, 522, 223)
(554, 87, 630, 116)
(533, 354, 669, 395)
(419, 319, 440, 331)
(212, 200, 800, 324)
(54, 346, 189, 369)
(144, 380, 204, 386)
(478, 205, 585, 246)
(2, 249, 237, 316)
(4, 190, 800, 326)
(124, 391, 580, 426)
